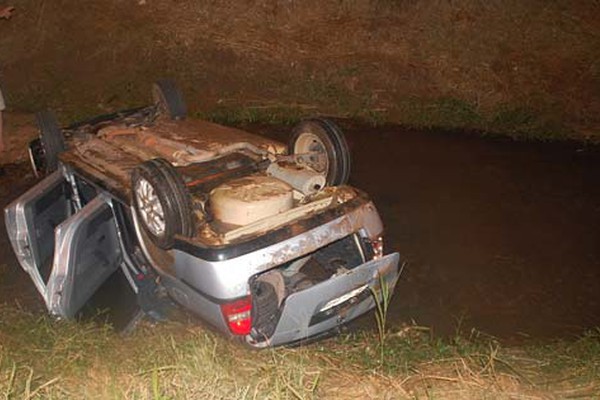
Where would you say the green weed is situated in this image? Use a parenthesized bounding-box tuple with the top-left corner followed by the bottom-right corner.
(197, 106, 308, 127)
(370, 271, 393, 366)
(1, 303, 599, 398)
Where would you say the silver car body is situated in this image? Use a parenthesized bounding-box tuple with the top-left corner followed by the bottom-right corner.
(5, 117, 401, 347)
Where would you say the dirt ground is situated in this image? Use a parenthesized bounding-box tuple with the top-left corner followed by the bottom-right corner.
(0, 112, 37, 164)
(2, 117, 599, 342)
(0, 1, 598, 139)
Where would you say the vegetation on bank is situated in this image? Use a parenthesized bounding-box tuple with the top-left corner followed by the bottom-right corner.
(195, 100, 573, 143)
(0, 304, 598, 399)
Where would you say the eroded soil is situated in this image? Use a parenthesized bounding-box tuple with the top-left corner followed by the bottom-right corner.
(1, 122, 600, 341)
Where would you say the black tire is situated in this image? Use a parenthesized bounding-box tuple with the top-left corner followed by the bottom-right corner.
(289, 118, 351, 186)
(131, 158, 194, 249)
(251, 280, 281, 340)
(35, 110, 65, 173)
(27, 138, 45, 178)
(152, 79, 187, 120)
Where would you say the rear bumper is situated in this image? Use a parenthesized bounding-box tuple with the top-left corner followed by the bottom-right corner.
(247, 252, 401, 348)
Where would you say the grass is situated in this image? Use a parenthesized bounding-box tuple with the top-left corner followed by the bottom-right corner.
(0, 304, 325, 399)
(196, 106, 308, 127)
(192, 96, 573, 142)
(195, 102, 390, 130)
(369, 269, 395, 367)
(1, 303, 599, 399)
(391, 97, 572, 141)
(21, 92, 573, 144)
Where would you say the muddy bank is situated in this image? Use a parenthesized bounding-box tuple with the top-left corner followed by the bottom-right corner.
(1, 123, 600, 341)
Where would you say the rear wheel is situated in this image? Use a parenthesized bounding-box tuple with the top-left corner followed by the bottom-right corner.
(131, 158, 194, 249)
(289, 118, 351, 186)
(152, 79, 187, 120)
(35, 110, 65, 174)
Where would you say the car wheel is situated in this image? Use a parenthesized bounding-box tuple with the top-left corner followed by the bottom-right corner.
(289, 118, 351, 186)
(131, 158, 194, 249)
(35, 110, 65, 174)
(27, 138, 45, 178)
(152, 79, 187, 120)
(251, 280, 281, 340)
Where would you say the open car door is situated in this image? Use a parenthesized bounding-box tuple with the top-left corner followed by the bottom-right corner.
(5, 170, 123, 318)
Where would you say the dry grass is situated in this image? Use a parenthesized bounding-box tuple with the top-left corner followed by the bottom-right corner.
(0, 304, 598, 399)
(0, 0, 597, 140)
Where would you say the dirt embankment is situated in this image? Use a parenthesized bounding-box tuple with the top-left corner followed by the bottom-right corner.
(0, 112, 36, 164)
(0, 1, 598, 139)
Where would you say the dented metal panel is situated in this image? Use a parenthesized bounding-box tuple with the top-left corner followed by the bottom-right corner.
(251, 253, 400, 347)
(169, 200, 384, 300)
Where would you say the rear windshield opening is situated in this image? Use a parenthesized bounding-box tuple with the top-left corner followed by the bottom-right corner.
(249, 234, 367, 341)
(292, 234, 366, 281)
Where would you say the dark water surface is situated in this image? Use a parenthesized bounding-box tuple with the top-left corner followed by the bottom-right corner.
(264, 123, 600, 341)
(1, 124, 599, 341)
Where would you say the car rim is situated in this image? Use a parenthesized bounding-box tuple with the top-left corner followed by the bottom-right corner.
(135, 178, 166, 237)
(27, 146, 40, 178)
(152, 86, 167, 114)
(294, 133, 329, 174)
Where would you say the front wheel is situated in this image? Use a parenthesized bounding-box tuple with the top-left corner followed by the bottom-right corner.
(289, 118, 351, 186)
(35, 110, 65, 174)
(152, 79, 187, 120)
(131, 158, 194, 249)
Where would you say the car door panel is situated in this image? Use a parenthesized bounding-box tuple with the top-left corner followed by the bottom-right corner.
(5, 171, 123, 318)
(4, 171, 71, 295)
(47, 195, 123, 318)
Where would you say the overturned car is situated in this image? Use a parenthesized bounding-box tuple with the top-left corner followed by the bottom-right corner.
(5, 81, 400, 347)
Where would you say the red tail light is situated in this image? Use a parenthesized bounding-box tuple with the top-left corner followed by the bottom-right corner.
(220, 296, 252, 335)
(371, 236, 384, 260)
